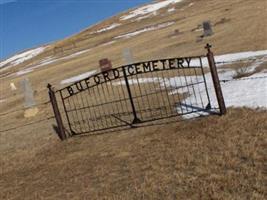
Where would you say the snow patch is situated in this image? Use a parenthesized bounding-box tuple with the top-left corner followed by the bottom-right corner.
(120, 0, 183, 20)
(16, 68, 35, 76)
(112, 53, 267, 118)
(0, 46, 46, 69)
(188, 3, 194, 7)
(134, 12, 157, 21)
(0, 99, 6, 103)
(92, 23, 121, 34)
(98, 41, 116, 47)
(189, 50, 267, 67)
(115, 22, 175, 39)
(213, 50, 267, 64)
(168, 8, 176, 12)
(14, 49, 91, 76)
(175, 60, 267, 118)
(60, 70, 97, 85)
(113, 77, 161, 86)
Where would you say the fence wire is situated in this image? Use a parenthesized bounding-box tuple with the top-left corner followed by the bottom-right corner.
(0, 69, 266, 134)
(220, 75, 267, 83)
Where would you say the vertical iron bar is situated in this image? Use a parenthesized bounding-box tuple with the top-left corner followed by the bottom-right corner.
(59, 90, 75, 135)
(149, 69, 164, 117)
(87, 87, 99, 130)
(122, 67, 141, 124)
(199, 57, 212, 109)
(159, 71, 173, 115)
(107, 82, 121, 125)
(138, 73, 154, 120)
(194, 67, 205, 109)
(170, 68, 185, 114)
(205, 44, 227, 115)
(118, 77, 131, 121)
(95, 85, 109, 129)
(47, 84, 66, 140)
(155, 71, 168, 117)
(187, 67, 199, 109)
(180, 64, 194, 113)
(79, 91, 92, 132)
(99, 83, 113, 127)
(72, 93, 83, 133)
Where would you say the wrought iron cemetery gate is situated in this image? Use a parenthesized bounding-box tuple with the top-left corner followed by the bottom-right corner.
(48, 44, 226, 140)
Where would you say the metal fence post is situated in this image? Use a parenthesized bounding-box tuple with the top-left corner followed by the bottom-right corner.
(122, 67, 141, 124)
(205, 44, 227, 115)
(47, 84, 67, 140)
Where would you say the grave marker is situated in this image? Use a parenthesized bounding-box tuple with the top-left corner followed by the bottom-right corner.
(21, 78, 36, 108)
(99, 58, 112, 72)
(21, 78, 39, 117)
(203, 21, 213, 36)
(10, 82, 17, 91)
(123, 48, 134, 65)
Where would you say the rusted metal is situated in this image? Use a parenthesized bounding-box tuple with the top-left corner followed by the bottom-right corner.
(205, 43, 227, 115)
(47, 84, 67, 140)
(53, 54, 215, 136)
(122, 66, 141, 124)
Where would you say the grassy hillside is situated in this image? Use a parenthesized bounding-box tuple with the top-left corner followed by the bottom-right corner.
(0, 0, 266, 199)
(1, 108, 266, 199)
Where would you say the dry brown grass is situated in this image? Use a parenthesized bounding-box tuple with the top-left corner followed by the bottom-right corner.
(0, 1, 267, 199)
(0, 108, 266, 199)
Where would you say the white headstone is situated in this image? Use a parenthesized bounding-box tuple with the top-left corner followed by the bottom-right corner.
(10, 82, 17, 91)
(123, 48, 134, 65)
(21, 78, 36, 108)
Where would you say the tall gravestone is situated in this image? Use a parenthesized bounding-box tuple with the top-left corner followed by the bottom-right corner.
(20, 78, 39, 117)
(21, 78, 36, 108)
(123, 48, 134, 65)
(203, 21, 213, 37)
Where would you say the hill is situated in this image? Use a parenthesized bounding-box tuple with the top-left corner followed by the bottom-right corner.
(0, 0, 266, 199)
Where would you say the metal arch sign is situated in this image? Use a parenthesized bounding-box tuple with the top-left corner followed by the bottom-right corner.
(48, 44, 227, 139)
(62, 57, 198, 98)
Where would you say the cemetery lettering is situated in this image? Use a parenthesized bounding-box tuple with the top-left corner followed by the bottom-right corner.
(65, 57, 193, 97)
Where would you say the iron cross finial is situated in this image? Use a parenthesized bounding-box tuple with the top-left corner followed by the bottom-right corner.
(205, 43, 212, 53)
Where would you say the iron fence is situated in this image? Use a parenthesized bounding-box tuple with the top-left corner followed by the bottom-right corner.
(48, 44, 226, 140)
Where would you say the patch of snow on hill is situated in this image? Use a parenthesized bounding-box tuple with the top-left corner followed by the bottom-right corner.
(174, 56, 267, 118)
(115, 21, 175, 39)
(16, 68, 35, 76)
(120, 0, 183, 20)
(178, 69, 267, 119)
(93, 23, 121, 34)
(99, 41, 117, 47)
(60, 70, 97, 85)
(0, 99, 6, 104)
(188, 3, 194, 7)
(112, 52, 267, 115)
(213, 50, 267, 64)
(13, 49, 91, 77)
(113, 77, 161, 86)
(0, 47, 46, 69)
(135, 12, 157, 21)
(168, 8, 176, 12)
(190, 50, 267, 67)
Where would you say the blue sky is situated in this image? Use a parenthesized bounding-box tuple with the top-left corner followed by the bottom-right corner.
(0, 0, 150, 60)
